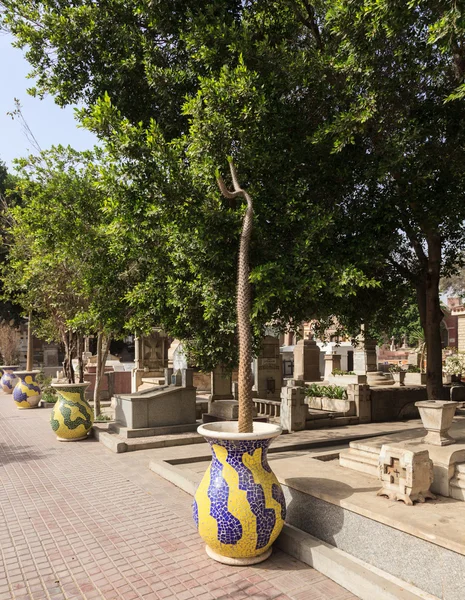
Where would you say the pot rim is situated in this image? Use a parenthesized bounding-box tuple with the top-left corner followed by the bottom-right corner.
(415, 400, 460, 408)
(51, 382, 91, 389)
(198, 421, 282, 441)
(15, 370, 41, 376)
(0, 365, 20, 370)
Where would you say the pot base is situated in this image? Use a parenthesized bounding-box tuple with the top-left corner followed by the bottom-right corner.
(205, 545, 272, 565)
(17, 406, 39, 410)
(57, 435, 89, 442)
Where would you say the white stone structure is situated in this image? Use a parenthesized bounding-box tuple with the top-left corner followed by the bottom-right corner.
(377, 445, 436, 505)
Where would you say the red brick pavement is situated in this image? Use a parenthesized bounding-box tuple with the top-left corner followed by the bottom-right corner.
(0, 395, 359, 600)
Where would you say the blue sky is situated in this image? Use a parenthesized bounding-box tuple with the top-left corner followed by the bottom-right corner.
(0, 32, 98, 170)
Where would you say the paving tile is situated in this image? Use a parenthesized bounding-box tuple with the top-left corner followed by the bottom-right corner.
(0, 395, 357, 600)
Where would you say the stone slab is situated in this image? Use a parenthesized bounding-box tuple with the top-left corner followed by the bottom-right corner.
(110, 422, 199, 438)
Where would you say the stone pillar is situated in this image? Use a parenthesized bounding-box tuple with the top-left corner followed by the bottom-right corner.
(280, 379, 307, 432)
(182, 368, 194, 388)
(168, 339, 181, 369)
(347, 383, 371, 423)
(293, 337, 321, 382)
(209, 365, 233, 407)
(354, 327, 378, 374)
(324, 353, 341, 381)
(253, 335, 282, 400)
(134, 335, 141, 369)
(164, 367, 173, 385)
(457, 313, 465, 352)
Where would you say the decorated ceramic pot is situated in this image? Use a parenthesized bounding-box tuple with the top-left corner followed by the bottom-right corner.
(13, 370, 42, 409)
(193, 422, 286, 565)
(1, 366, 20, 394)
(50, 382, 94, 441)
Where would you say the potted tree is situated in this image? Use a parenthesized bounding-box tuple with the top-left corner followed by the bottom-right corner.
(193, 160, 286, 565)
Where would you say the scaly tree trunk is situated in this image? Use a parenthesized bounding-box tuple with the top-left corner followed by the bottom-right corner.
(217, 160, 254, 433)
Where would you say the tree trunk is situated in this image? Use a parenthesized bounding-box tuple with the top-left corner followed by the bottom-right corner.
(93, 332, 112, 417)
(76, 334, 84, 383)
(422, 234, 445, 400)
(26, 311, 33, 371)
(62, 330, 75, 383)
(217, 161, 254, 433)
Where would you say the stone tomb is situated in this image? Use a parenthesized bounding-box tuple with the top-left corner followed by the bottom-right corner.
(113, 368, 197, 436)
(253, 335, 282, 400)
(293, 336, 320, 382)
(339, 419, 465, 499)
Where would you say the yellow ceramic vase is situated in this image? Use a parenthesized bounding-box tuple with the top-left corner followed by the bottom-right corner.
(13, 370, 42, 409)
(50, 382, 94, 441)
(193, 422, 286, 565)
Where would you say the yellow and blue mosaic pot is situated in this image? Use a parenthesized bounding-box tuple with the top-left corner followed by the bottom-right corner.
(13, 370, 41, 409)
(1, 366, 20, 394)
(50, 382, 94, 441)
(194, 422, 286, 565)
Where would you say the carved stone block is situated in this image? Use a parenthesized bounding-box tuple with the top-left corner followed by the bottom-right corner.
(377, 445, 436, 506)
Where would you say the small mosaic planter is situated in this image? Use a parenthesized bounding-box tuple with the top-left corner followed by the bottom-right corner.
(13, 370, 42, 409)
(193, 422, 286, 565)
(50, 382, 94, 441)
(1, 366, 20, 394)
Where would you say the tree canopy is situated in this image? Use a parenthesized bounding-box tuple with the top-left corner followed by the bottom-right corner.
(2, 1, 465, 396)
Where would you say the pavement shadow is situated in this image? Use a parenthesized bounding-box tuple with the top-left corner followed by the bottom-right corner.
(0, 442, 46, 466)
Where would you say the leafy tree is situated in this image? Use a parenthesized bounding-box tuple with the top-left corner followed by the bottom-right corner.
(2, 146, 132, 414)
(3, 1, 464, 401)
(319, 1, 465, 398)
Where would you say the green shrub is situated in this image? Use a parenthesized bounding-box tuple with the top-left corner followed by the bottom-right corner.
(389, 365, 403, 373)
(94, 414, 112, 422)
(406, 365, 421, 373)
(305, 383, 347, 399)
(41, 391, 57, 403)
(331, 369, 356, 376)
(37, 370, 57, 400)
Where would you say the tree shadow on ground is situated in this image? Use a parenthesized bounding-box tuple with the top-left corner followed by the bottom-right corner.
(0, 442, 47, 466)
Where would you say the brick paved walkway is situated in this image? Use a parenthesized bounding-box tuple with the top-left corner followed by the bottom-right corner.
(0, 394, 359, 600)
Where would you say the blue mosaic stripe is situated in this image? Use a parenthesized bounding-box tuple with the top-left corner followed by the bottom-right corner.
(224, 440, 277, 550)
(192, 499, 199, 527)
(272, 483, 286, 521)
(207, 449, 243, 545)
(2, 375, 15, 390)
(19, 378, 40, 394)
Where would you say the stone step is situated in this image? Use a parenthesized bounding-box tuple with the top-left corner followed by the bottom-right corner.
(92, 426, 204, 453)
(455, 462, 465, 474)
(307, 408, 345, 418)
(339, 447, 379, 477)
(305, 416, 360, 429)
(450, 477, 465, 501)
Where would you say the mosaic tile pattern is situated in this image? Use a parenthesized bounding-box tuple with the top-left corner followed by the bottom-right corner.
(50, 385, 94, 440)
(194, 435, 286, 559)
(13, 372, 41, 409)
(1, 367, 19, 394)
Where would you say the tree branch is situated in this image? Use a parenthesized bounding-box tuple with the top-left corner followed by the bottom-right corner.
(287, 0, 324, 50)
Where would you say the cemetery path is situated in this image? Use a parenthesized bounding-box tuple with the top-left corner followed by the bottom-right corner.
(0, 394, 358, 600)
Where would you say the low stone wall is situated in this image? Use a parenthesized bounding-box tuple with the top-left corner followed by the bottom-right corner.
(85, 370, 132, 400)
(370, 385, 427, 422)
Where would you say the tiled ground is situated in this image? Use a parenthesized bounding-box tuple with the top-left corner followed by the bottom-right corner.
(0, 395, 359, 600)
